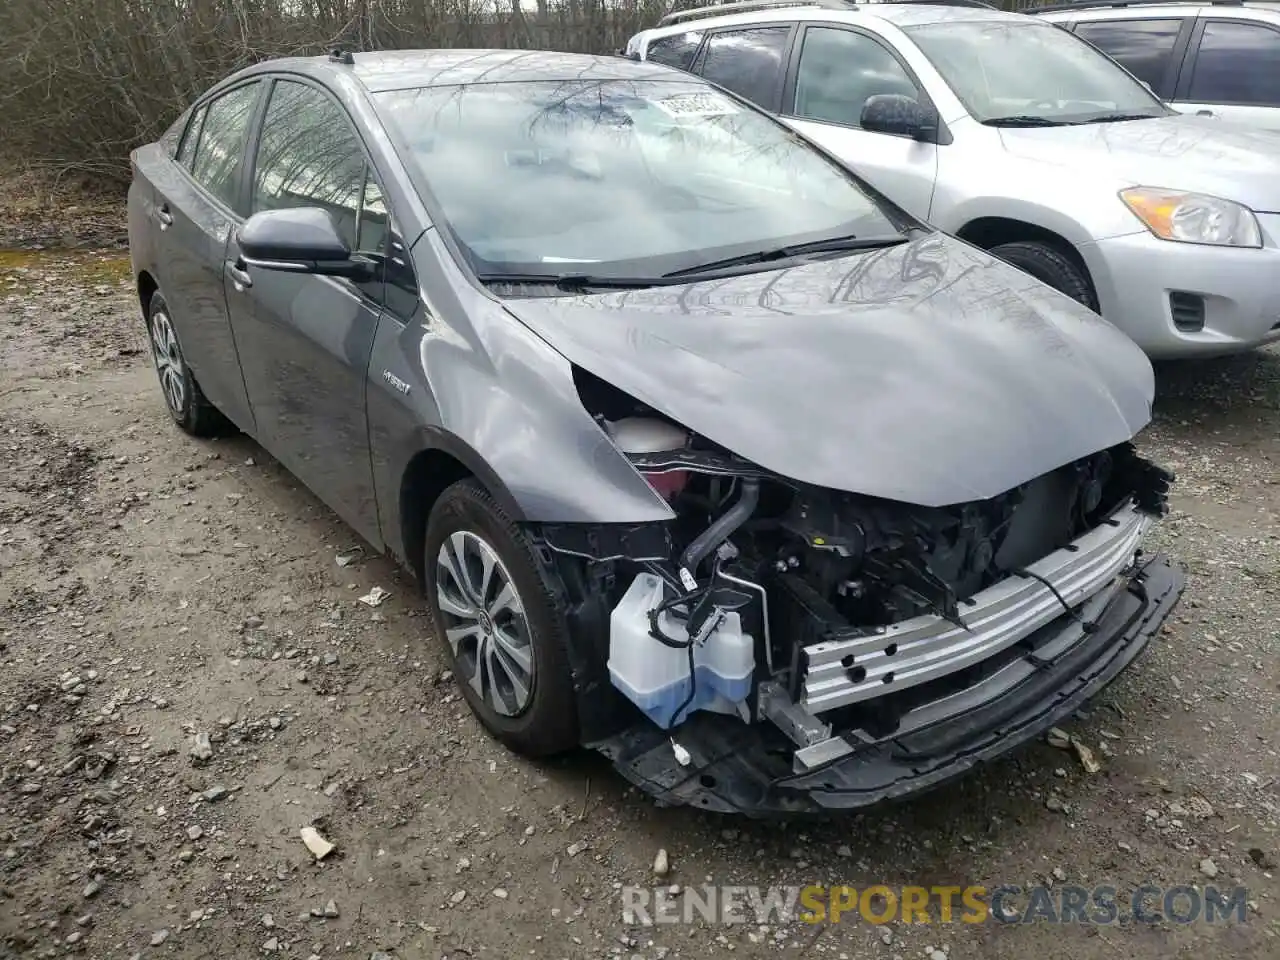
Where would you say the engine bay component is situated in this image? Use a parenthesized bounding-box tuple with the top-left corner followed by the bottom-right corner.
(605, 416, 689, 454)
(606, 416, 690, 499)
(608, 572, 755, 728)
(572, 394, 1182, 812)
(680, 478, 760, 577)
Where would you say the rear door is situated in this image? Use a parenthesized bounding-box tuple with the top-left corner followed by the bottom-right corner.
(777, 23, 939, 220)
(1173, 17, 1280, 129)
(152, 80, 264, 432)
(690, 23, 796, 113)
(226, 77, 387, 546)
(1070, 17, 1193, 100)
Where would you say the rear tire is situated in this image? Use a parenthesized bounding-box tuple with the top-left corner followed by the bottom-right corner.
(145, 292, 227, 437)
(423, 479, 579, 757)
(988, 241, 1098, 313)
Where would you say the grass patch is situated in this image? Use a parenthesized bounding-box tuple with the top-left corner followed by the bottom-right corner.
(1, 248, 131, 295)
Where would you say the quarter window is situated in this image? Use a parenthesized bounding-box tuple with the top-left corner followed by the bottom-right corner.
(187, 83, 260, 209)
(793, 27, 921, 128)
(176, 106, 206, 168)
(1187, 21, 1280, 106)
(357, 174, 389, 256)
(251, 80, 382, 254)
(647, 31, 704, 71)
(1073, 18, 1184, 92)
(697, 26, 792, 109)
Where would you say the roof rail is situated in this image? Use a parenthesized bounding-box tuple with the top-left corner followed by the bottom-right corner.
(887, 0, 996, 6)
(657, 0, 991, 26)
(1030, 0, 1246, 13)
(659, 0, 843, 25)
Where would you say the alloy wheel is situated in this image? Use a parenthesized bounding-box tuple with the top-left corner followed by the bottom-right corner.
(149, 309, 186, 414)
(435, 530, 535, 717)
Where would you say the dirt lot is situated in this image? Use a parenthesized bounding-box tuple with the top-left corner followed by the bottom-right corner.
(1, 245, 1278, 960)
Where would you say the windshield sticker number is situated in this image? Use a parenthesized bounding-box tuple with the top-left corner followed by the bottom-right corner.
(652, 93, 739, 118)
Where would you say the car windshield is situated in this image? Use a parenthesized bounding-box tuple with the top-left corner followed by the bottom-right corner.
(374, 79, 907, 278)
(905, 20, 1171, 125)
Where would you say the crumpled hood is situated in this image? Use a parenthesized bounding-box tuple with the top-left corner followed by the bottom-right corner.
(503, 234, 1154, 507)
(999, 115, 1280, 213)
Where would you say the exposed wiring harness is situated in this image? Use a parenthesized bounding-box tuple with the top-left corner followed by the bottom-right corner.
(645, 576, 711, 728)
(640, 481, 761, 729)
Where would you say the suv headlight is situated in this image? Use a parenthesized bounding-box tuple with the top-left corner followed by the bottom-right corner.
(1120, 187, 1261, 248)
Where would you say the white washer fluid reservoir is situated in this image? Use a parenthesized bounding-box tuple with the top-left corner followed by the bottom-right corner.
(607, 573, 754, 729)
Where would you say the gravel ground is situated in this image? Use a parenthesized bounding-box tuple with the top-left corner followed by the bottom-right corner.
(1, 249, 1277, 960)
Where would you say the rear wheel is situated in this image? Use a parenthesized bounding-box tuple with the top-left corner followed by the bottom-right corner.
(146, 292, 227, 436)
(988, 241, 1098, 312)
(423, 479, 579, 757)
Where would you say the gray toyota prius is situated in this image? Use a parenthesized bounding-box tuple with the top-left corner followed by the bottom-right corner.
(128, 48, 1183, 815)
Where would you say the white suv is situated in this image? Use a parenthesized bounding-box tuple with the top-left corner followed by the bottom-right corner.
(1033, 0, 1280, 131)
(625, 0, 1280, 358)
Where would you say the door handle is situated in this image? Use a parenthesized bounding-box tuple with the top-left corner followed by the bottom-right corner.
(1196, 109, 1215, 117)
(226, 260, 253, 291)
(156, 203, 174, 230)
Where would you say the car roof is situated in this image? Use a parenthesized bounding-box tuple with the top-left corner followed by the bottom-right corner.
(353, 49, 681, 91)
(863, 3, 1028, 25)
(640, 1, 1028, 35)
(1033, 0, 1280, 16)
(237, 49, 679, 94)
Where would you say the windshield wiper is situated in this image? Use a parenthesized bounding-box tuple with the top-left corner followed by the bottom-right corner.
(981, 116, 1077, 127)
(1083, 112, 1163, 123)
(663, 234, 909, 279)
(475, 272, 669, 291)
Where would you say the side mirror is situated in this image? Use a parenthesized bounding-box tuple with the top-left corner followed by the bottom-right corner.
(860, 94, 935, 141)
(237, 207, 374, 280)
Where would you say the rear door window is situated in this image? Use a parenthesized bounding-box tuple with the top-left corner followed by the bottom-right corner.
(1073, 18, 1186, 93)
(1186, 20, 1280, 106)
(647, 31, 704, 71)
(187, 82, 261, 210)
(696, 25, 793, 110)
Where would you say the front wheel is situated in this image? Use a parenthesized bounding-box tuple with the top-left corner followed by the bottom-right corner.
(988, 241, 1098, 313)
(145, 292, 227, 436)
(423, 479, 579, 757)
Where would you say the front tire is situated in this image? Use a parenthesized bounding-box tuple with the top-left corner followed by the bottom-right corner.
(423, 479, 579, 757)
(145, 292, 226, 437)
(988, 241, 1099, 313)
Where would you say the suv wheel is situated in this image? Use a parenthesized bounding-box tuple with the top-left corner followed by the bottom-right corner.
(989, 241, 1099, 313)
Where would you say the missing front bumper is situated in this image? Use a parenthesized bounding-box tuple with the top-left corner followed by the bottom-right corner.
(589, 552, 1184, 816)
(802, 503, 1152, 714)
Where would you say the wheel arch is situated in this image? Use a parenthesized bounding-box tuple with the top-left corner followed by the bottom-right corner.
(954, 215, 1099, 305)
(137, 270, 159, 318)
(396, 428, 527, 593)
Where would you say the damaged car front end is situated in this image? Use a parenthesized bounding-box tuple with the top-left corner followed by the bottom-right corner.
(530, 408, 1178, 815)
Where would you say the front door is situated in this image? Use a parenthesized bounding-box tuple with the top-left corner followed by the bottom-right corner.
(225, 77, 388, 547)
(779, 24, 940, 221)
